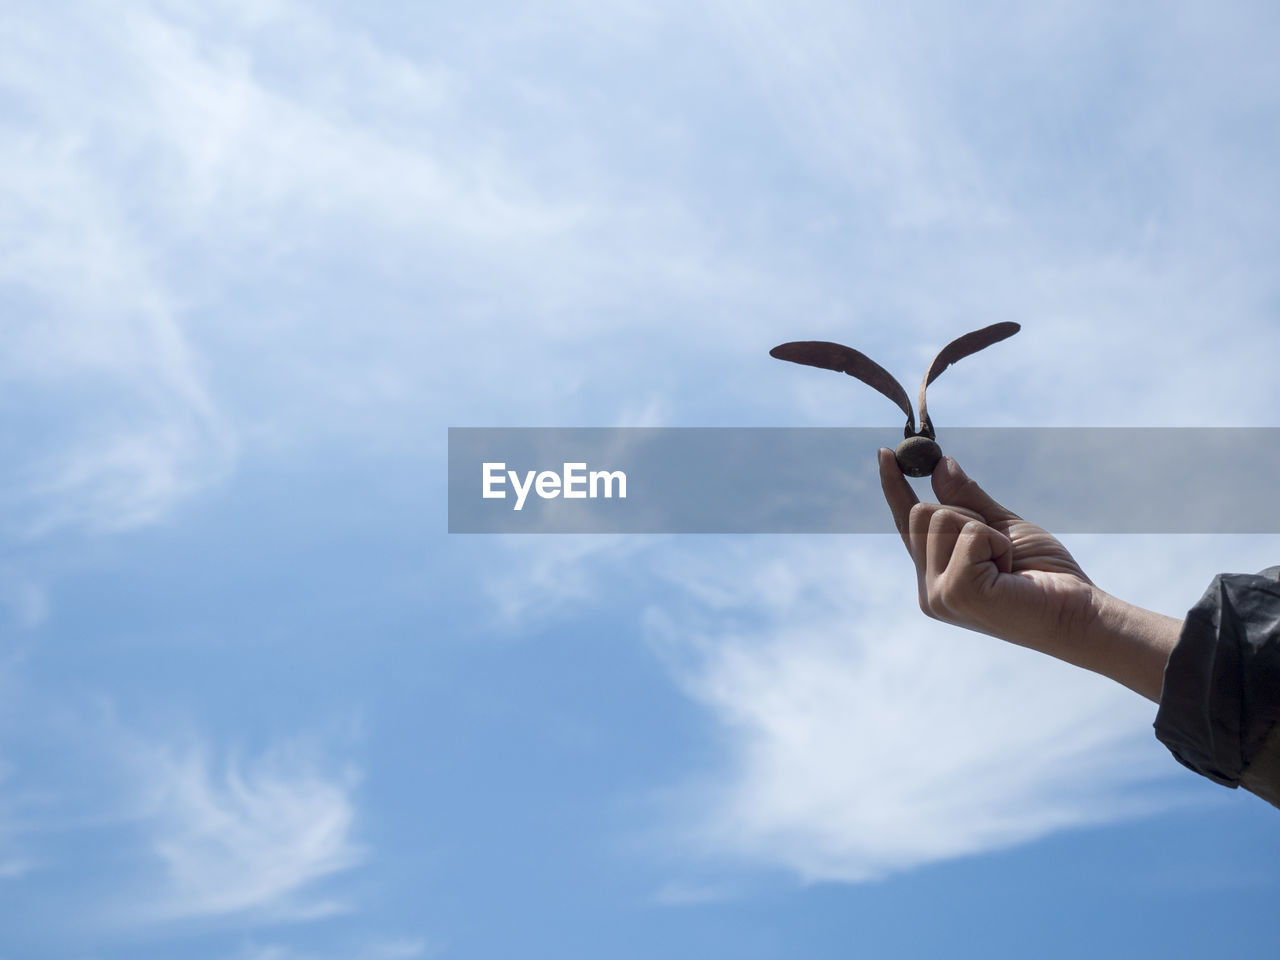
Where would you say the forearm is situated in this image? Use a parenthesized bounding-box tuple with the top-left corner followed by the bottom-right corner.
(1070, 588, 1182, 704)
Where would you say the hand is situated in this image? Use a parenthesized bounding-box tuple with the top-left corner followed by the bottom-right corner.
(877, 449, 1096, 649)
(878, 449, 1179, 702)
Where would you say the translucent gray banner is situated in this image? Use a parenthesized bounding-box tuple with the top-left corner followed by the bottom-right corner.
(447, 428, 1280, 533)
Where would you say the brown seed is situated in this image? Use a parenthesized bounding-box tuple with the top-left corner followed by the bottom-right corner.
(895, 436, 942, 478)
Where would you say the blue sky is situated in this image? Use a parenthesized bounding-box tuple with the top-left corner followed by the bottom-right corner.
(2, 1, 1280, 957)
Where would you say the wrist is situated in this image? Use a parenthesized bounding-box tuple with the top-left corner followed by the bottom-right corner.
(1076, 587, 1182, 703)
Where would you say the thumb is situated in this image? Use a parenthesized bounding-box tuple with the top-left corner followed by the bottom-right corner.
(930, 456, 1020, 523)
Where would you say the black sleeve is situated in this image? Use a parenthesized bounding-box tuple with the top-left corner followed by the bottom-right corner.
(1153, 566, 1280, 809)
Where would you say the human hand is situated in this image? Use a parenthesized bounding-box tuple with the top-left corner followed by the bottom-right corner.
(878, 449, 1097, 649)
(877, 449, 1178, 702)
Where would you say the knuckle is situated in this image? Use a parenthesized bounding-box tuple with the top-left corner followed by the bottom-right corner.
(928, 508, 965, 542)
(929, 507, 956, 530)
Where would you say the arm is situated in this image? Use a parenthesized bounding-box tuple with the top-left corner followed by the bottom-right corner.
(877, 449, 1181, 703)
(878, 449, 1280, 809)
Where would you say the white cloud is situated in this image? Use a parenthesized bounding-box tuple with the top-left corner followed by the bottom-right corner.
(0, 0, 796, 538)
(712, 0, 995, 230)
(642, 536, 1231, 884)
(0, 680, 367, 938)
(470, 532, 1232, 885)
(482, 534, 657, 627)
(0, 10, 236, 534)
(0, 0, 549, 534)
(708, 0, 1280, 430)
(2, 0, 1274, 525)
(124, 737, 364, 924)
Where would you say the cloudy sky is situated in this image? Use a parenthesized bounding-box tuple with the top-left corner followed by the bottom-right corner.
(2, 1, 1279, 957)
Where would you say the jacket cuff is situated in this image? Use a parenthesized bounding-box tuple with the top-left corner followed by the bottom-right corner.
(1154, 566, 1280, 788)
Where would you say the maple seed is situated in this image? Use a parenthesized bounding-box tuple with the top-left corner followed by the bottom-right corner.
(768, 322, 1020, 478)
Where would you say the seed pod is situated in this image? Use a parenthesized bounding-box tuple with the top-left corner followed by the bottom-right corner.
(769, 322, 1020, 476)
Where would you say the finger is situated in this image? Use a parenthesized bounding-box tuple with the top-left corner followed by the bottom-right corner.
(910, 503, 990, 619)
(925, 508, 972, 585)
(949, 517, 1015, 580)
(930, 456, 1021, 523)
(932, 519, 1016, 621)
(907, 501, 986, 564)
(878, 447, 918, 550)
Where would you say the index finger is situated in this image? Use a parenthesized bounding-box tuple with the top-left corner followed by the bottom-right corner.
(878, 447, 918, 549)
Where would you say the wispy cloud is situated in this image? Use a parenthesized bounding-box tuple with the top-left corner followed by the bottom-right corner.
(0, 0, 561, 535)
(482, 534, 657, 627)
(0, 0, 789, 540)
(226, 936, 432, 960)
(126, 738, 364, 924)
(470, 531, 1222, 884)
(0, 8, 237, 534)
(710, 0, 1280, 430)
(0, 683, 367, 941)
(643, 537, 1200, 883)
